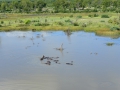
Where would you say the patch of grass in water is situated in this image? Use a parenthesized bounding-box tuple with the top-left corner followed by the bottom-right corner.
(106, 42, 114, 46)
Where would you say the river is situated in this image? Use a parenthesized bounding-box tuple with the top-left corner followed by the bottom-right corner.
(0, 31, 120, 90)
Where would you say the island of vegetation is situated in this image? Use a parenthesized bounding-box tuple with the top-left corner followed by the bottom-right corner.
(0, 0, 120, 37)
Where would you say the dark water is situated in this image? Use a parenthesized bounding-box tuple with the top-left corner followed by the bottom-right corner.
(0, 31, 120, 90)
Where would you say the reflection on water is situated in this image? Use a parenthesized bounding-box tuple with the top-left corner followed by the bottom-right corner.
(0, 31, 120, 90)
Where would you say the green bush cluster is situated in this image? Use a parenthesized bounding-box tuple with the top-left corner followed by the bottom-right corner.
(110, 27, 120, 31)
(108, 18, 119, 24)
(94, 14, 99, 17)
(73, 22, 79, 26)
(88, 14, 99, 17)
(1, 21, 4, 24)
(100, 20, 105, 22)
(32, 20, 39, 22)
(88, 15, 93, 17)
(108, 19, 113, 23)
(77, 16, 82, 18)
(70, 15, 73, 18)
(101, 15, 109, 18)
(35, 23, 49, 26)
(19, 20, 23, 23)
(56, 22, 64, 26)
(65, 19, 71, 23)
(25, 20, 31, 24)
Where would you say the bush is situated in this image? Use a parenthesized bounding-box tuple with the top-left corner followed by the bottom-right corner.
(57, 22, 64, 26)
(73, 22, 79, 26)
(77, 16, 82, 18)
(82, 23, 87, 27)
(35, 23, 41, 26)
(92, 9, 98, 12)
(1, 21, 4, 24)
(110, 27, 120, 31)
(65, 19, 71, 23)
(45, 19, 47, 23)
(35, 23, 49, 26)
(101, 15, 109, 18)
(94, 14, 99, 17)
(108, 19, 113, 23)
(88, 15, 93, 17)
(113, 18, 119, 25)
(70, 15, 73, 18)
(101, 20, 105, 22)
(32, 20, 39, 22)
(25, 20, 31, 24)
(19, 20, 23, 23)
(88, 14, 99, 17)
(84, 9, 90, 13)
(108, 18, 119, 24)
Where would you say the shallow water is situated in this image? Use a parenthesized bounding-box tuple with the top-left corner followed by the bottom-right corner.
(0, 31, 120, 90)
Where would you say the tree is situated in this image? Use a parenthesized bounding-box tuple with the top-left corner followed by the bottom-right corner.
(36, 0, 46, 12)
(53, 0, 61, 12)
(20, 0, 33, 13)
(1, 1, 7, 13)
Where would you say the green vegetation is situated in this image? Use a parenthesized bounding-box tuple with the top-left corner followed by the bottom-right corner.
(0, 0, 119, 13)
(101, 15, 109, 18)
(106, 42, 114, 46)
(0, 0, 119, 38)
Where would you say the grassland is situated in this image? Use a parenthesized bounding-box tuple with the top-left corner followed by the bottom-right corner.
(0, 13, 120, 37)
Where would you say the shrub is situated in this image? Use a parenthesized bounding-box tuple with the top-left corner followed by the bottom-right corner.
(32, 20, 39, 22)
(35, 23, 41, 26)
(35, 23, 49, 26)
(101, 20, 105, 22)
(88, 15, 93, 17)
(113, 18, 119, 25)
(82, 23, 87, 27)
(77, 16, 82, 18)
(92, 9, 98, 12)
(19, 20, 23, 23)
(70, 15, 73, 18)
(17, 24, 26, 27)
(57, 22, 64, 26)
(45, 19, 47, 23)
(101, 15, 109, 18)
(108, 19, 113, 23)
(94, 14, 99, 17)
(110, 27, 120, 31)
(73, 22, 79, 26)
(65, 19, 71, 23)
(25, 20, 31, 24)
(1, 21, 4, 24)
(108, 18, 119, 24)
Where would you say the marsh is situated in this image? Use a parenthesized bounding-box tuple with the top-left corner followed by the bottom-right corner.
(0, 31, 120, 90)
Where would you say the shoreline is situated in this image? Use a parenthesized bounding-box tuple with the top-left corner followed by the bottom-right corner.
(0, 13, 120, 38)
(0, 26, 120, 38)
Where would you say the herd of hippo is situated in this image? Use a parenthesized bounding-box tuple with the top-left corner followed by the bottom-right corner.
(40, 55, 73, 65)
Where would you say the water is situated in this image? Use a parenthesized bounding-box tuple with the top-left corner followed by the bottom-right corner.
(0, 31, 120, 90)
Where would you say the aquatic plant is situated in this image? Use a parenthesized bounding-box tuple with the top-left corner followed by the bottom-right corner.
(106, 42, 114, 46)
